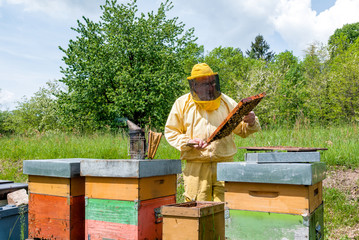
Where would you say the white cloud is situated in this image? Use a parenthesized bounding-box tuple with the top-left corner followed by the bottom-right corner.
(5, 0, 104, 19)
(0, 89, 15, 109)
(270, 0, 359, 55)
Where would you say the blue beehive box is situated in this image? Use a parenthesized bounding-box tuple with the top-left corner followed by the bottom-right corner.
(0, 180, 29, 240)
(0, 205, 28, 240)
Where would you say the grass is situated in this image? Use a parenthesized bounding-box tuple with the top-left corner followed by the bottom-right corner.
(0, 124, 358, 238)
(324, 187, 359, 239)
(233, 123, 359, 168)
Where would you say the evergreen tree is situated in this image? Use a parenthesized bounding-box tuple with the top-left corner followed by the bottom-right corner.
(246, 34, 275, 62)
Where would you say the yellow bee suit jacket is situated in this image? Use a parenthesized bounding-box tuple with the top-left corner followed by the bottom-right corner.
(165, 93, 261, 162)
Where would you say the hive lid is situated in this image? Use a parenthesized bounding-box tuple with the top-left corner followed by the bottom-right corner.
(23, 159, 83, 178)
(245, 152, 321, 163)
(0, 180, 13, 184)
(239, 146, 328, 152)
(0, 204, 28, 218)
(80, 159, 182, 178)
(217, 162, 326, 185)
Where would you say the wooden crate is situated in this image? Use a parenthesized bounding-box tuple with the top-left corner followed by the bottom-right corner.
(85, 174, 177, 201)
(161, 201, 225, 240)
(225, 181, 322, 215)
(85, 195, 175, 240)
(28, 193, 85, 240)
(225, 204, 324, 240)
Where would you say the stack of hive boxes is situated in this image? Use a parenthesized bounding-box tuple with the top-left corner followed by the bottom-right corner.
(218, 151, 326, 240)
(80, 159, 181, 239)
(23, 159, 85, 239)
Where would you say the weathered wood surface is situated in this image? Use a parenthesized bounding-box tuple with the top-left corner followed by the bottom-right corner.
(86, 198, 138, 225)
(138, 195, 175, 239)
(225, 181, 322, 215)
(85, 195, 175, 240)
(225, 204, 324, 240)
(163, 217, 199, 240)
(28, 193, 85, 240)
(161, 201, 224, 217)
(162, 201, 225, 240)
(28, 175, 85, 197)
(162, 213, 225, 240)
(85, 174, 176, 201)
(86, 219, 138, 240)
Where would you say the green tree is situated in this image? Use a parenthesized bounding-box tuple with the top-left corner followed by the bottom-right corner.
(204, 46, 249, 100)
(301, 42, 331, 124)
(246, 34, 275, 62)
(329, 22, 359, 46)
(325, 38, 359, 123)
(270, 51, 308, 125)
(328, 22, 359, 57)
(0, 110, 12, 135)
(58, 0, 201, 131)
(4, 81, 60, 134)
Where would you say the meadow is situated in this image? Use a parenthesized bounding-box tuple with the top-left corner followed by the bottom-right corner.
(0, 124, 358, 239)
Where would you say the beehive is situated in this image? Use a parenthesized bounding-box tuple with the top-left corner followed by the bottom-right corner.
(161, 201, 225, 240)
(81, 159, 181, 240)
(0, 181, 29, 240)
(218, 151, 326, 239)
(23, 159, 85, 240)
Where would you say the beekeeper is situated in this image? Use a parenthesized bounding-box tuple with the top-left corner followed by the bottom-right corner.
(165, 63, 261, 202)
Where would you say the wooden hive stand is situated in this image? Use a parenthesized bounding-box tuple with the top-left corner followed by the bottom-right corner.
(161, 201, 225, 240)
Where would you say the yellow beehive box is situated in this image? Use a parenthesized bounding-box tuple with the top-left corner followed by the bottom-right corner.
(162, 201, 225, 240)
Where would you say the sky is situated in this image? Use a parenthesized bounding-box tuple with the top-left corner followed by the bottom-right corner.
(1, 0, 359, 110)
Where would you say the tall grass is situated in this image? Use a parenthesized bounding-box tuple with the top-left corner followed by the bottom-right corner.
(1, 124, 358, 181)
(0, 124, 358, 238)
(233, 123, 359, 168)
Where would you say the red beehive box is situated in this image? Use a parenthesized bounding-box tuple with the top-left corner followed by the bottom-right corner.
(23, 159, 85, 240)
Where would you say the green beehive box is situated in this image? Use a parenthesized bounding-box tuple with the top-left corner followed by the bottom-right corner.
(225, 204, 324, 240)
(218, 152, 326, 239)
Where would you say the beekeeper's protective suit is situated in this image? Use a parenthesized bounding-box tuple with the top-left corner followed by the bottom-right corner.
(165, 63, 261, 202)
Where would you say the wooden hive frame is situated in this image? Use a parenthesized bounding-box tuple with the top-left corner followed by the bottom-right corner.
(207, 92, 266, 144)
